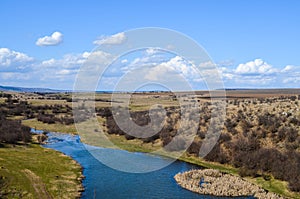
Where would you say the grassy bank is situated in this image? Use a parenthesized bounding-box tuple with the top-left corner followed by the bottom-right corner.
(0, 143, 83, 199)
(21, 120, 300, 199)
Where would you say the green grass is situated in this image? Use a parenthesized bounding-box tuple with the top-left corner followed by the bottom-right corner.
(0, 143, 83, 199)
(252, 177, 300, 199)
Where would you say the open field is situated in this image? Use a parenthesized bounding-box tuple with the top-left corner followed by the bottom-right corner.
(0, 143, 83, 199)
(195, 89, 300, 99)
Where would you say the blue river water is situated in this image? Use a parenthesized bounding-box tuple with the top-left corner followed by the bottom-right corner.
(34, 130, 250, 199)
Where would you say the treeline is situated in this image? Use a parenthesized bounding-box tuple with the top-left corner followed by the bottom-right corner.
(98, 101, 300, 192)
(37, 113, 74, 125)
(202, 104, 300, 192)
(0, 95, 32, 144)
(101, 107, 184, 147)
(203, 136, 300, 192)
(0, 115, 31, 144)
(0, 94, 95, 127)
(0, 97, 75, 125)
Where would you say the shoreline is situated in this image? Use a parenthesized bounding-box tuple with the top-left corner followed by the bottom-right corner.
(32, 130, 85, 198)
(51, 150, 85, 198)
(54, 151, 85, 198)
(28, 127, 298, 198)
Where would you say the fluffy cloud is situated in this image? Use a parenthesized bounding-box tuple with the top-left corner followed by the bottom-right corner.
(235, 59, 277, 75)
(41, 52, 90, 69)
(0, 48, 34, 71)
(93, 32, 126, 45)
(100, 50, 227, 90)
(144, 56, 181, 81)
(145, 47, 159, 56)
(219, 59, 278, 87)
(1, 45, 299, 90)
(233, 75, 276, 86)
(37, 52, 94, 84)
(132, 55, 204, 90)
(280, 65, 300, 84)
(0, 48, 112, 89)
(36, 31, 63, 46)
(282, 77, 300, 84)
(0, 72, 31, 80)
(56, 69, 71, 75)
(281, 65, 294, 72)
(219, 59, 300, 88)
(121, 59, 128, 64)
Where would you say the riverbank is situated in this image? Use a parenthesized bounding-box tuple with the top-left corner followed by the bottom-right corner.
(0, 143, 84, 198)
(21, 119, 299, 198)
(174, 169, 284, 199)
(80, 132, 299, 198)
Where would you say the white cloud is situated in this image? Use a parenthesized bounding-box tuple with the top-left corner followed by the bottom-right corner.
(36, 52, 94, 85)
(218, 59, 300, 88)
(281, 65, 294, 72)
(219, 59, 278, 86)
(234, 75, 276, 85)
(41, 58, 56, 67)
(144, 56, 202, 82)
(222, 73, 234, 80)
(121, 50, 174, 73)
(199, 61, 217, 68)
(121, 59, 128, 64)
(0, 48, 34, 71)
(144, 58, 177, 81)
(145, 48, 159, 56)
(56, 69, 72, 75)
(1, 45, 299, 90)
(0, 72, 31, 80)
(41, 52, 90, 69)
(93, 32, 126, 45)
(36, 31, 63, 46)
(82, 52, 91, 58)
(216, 60, 235, 67)
(235, 59, 277, 75)
(280, 65, 300, 84)
(282, 77, 300, 84)
(0, 49, 115, 89)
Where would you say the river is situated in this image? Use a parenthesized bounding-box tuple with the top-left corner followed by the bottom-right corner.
(36, 131, 249, 199)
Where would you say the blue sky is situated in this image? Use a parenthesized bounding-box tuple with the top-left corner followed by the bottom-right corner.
(0, 0, 299, 90)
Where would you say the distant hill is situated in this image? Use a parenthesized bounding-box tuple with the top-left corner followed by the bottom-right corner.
(0, 85, 65, 93)
(1, 85, 299, 94)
